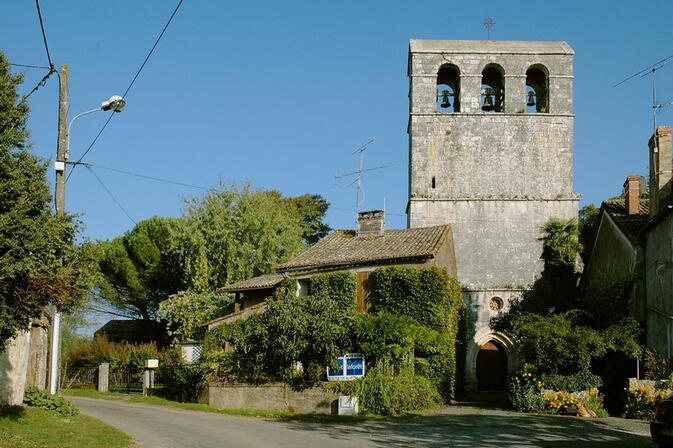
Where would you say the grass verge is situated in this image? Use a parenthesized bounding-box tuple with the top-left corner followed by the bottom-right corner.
(0, 406, 131, 448)
(64, 389, 407, 423)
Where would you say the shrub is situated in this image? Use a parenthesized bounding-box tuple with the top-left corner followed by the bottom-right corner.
(540, 370, 602, 392)
(156, 348, 207, 402)
(543, 388, 605, 416)
(65, 335, 159, 370)
(625, 385, 670, 420)
(23, 386, 79, 417)
(325, 364, 441, 415)
(508, 371, 546, 413)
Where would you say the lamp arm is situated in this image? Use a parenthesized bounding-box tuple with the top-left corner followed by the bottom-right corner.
(65, 107, 101, 160)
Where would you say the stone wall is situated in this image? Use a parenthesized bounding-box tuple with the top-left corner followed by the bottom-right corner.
(409, 199, 578, 289)
(209, 383, 340, 414)
(0, 331, 31, 405)
(645, 212, 673, 357)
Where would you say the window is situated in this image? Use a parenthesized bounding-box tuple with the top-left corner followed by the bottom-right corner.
(481, 64, 505, 113)
(437, 64, 460, 112)
(525, 65, 549, 113)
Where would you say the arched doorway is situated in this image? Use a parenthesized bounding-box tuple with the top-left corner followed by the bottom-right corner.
(476, 340, 507, 391)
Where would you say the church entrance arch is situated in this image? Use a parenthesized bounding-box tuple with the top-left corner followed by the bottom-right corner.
(476, 339, 507, 390)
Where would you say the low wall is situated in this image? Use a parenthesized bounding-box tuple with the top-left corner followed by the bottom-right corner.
(209, 383, 340, 414)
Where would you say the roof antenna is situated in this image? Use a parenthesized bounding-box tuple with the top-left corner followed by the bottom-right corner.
(615, 53, 673, 134)
(334, 138, 391, 226)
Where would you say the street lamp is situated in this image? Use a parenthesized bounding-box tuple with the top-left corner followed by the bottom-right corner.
(64, 95, 126, 159)
(48, 94, 126, 396)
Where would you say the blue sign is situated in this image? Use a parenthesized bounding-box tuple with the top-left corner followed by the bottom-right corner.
(327, 354, 365, 381)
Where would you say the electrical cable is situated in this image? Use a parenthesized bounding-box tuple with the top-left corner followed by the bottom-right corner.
(68, 0, 185, 179)
(84, 166, 137, 224)
(79, 162, 217, 191)
(34, 0, 54, 69)
(10, 63, 51, 70)
(18, 0, 57, 104)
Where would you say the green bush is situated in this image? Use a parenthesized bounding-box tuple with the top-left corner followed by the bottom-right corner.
(508, 372, 546, 413)
(325, 364, 441, 416)
(156, 348, 207, 402)
(23, 386, 79, 417)
(541, 370, 603, 392)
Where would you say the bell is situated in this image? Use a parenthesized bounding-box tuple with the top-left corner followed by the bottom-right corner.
(527, 91, 536, 107)
(440, 90, 451, 108)
(482, 94, 494, 111)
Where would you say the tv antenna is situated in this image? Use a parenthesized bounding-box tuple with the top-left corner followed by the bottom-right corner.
(615, 53, 673, 133)
(334, 137, 391, 224)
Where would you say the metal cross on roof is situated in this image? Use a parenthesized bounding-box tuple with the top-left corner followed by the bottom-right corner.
(482, 17, 495, 40)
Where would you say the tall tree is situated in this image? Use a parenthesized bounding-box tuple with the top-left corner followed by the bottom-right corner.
(93, 216, 184, 320)
(282, 194, 330, 245)
(173, 184, 305, 292)
(0, 53, 88, 343)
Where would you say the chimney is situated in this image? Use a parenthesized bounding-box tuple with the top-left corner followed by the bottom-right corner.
(649, 125, 673, 216)
(357, 210, 385, 237)
(623, 175, 641, 215)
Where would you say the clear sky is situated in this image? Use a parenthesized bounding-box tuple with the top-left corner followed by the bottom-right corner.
(2, 0, 673, 241)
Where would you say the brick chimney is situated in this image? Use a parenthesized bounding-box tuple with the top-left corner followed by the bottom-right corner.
(623, 175, 641, 215)
(357, 210, 385, 237)
(649, 125, 673, 216)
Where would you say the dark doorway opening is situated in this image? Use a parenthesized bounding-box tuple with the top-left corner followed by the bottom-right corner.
(476, 340, 507, 391)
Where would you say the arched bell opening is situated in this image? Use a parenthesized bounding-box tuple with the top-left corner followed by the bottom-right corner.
(436, 64, 460, 113)
(481, 64, 505, 113)
(525, 65, 549, 113)
(476, 339, 508, 391)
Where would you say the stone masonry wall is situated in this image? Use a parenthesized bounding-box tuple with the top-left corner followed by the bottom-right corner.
(409, 199, 578, 289)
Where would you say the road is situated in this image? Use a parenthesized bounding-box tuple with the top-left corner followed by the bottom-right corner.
(71, 397, 656, 448)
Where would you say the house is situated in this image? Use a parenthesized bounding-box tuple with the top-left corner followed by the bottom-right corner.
(206, 210, 456, 331)
(94, 319, 168, 348)
(584, 125, 673, 357)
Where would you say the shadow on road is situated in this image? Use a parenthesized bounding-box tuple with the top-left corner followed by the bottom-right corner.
(278, 409, 655, 447)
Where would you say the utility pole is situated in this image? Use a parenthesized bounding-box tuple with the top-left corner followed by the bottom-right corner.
(48, 64, 67, 395)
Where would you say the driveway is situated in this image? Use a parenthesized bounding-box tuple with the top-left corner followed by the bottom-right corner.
(71, 397, 656, 448)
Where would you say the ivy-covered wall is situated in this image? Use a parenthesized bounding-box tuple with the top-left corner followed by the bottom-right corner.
(369, 266, 464, 399)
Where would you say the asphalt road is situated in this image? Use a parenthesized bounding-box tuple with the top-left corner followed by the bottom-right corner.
(71, 397, 657, 448)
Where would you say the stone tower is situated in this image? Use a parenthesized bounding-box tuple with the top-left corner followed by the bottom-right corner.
(406, 40, 579, 391)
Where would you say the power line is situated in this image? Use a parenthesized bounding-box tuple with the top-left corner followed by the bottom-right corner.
(19, 68, 56, 103)
(84, 166, 136, 224)
(10, 63, 51, 70)
(34, 0, 55, 69)
(68, 0, 185, 179)
(75, 162, 218, 192)
(122, 0, 184, 99)
(18, 0, 58, 104)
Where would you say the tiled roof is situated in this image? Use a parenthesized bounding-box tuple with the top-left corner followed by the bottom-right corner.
(603, 198, 649, 244)
(276, 225, 451, 272)
(221, 273, 286, 293)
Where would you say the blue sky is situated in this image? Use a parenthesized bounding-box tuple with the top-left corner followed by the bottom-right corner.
(2, 0, 673, 241)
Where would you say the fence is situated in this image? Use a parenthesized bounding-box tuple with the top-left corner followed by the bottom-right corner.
(61, 364, 170, 394)
(61, 365, 98, 390)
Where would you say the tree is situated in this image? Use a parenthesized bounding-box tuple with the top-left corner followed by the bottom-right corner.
(93, 216, 183, 320)
(172, 184, 305, 292)
(579, 204, 600, 263)
(491, 218, 641, 375)
(282, 194, 330, 245)
(0, 53, 89, 344)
